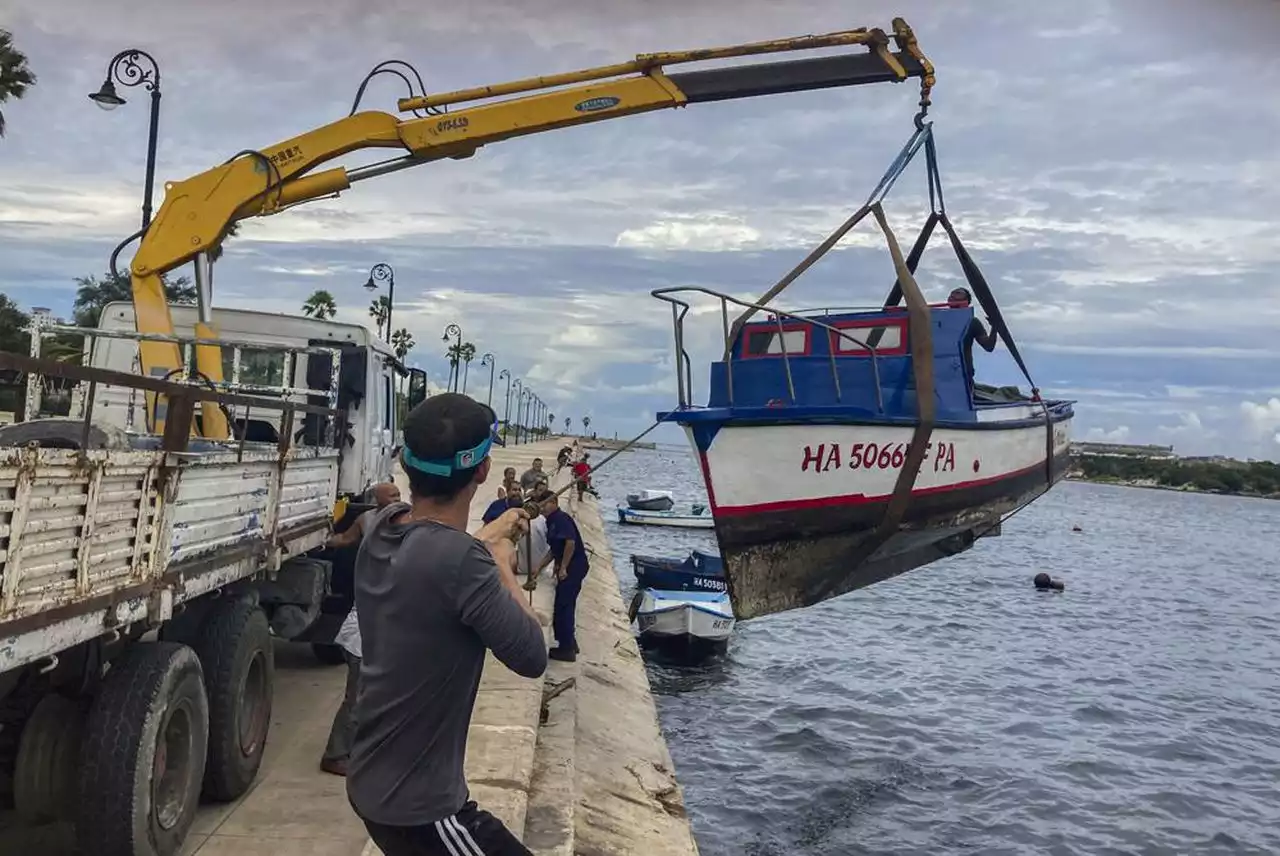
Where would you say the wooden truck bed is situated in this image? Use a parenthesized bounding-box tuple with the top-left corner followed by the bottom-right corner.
(0, 443, 339, 673)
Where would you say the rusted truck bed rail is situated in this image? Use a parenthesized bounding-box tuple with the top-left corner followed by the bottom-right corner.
(0, 353, 343, 673)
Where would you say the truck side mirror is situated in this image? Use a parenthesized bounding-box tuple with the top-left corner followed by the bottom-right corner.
(407, 368, 428, 409)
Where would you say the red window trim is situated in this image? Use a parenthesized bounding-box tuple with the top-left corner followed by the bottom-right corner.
(739, 322, 813, 359)
(828, 317, 909, 357)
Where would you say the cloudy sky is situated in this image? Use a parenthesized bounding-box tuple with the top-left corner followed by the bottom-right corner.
(1, 0, 1278, 456)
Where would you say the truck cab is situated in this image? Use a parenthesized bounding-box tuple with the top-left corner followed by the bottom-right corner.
(90, 301, 422, 499)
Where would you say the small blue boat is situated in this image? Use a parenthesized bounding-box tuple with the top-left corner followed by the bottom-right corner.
(631, 550, 726, 593)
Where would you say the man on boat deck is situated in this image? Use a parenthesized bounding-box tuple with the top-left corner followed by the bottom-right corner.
(948, 286, 998, 380)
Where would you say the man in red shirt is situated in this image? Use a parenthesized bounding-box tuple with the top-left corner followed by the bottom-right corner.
(570, 454, 592, 501)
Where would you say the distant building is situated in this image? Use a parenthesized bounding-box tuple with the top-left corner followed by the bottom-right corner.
(1070, 442, 1177, 460)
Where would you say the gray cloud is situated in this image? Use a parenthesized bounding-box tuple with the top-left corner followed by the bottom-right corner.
(1, 0, 1279, 455)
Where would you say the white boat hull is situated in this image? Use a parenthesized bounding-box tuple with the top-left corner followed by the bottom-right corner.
(635, 590, 735, 643)
(682, 411, 1073, 619)
(699, 419, 1071, 516)
(617, 507, 714, 529)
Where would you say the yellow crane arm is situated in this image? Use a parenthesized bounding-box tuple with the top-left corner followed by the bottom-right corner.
(132, 19, 932, 438)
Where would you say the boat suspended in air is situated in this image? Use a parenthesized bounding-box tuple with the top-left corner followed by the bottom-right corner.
(652, 121, 1074, 620)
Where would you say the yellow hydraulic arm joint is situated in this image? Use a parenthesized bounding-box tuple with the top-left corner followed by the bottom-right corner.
(130, 19, 932, 438)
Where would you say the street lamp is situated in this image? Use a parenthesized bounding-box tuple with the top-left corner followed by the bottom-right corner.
(480, 353, 496, 407)
(441, 323, 462, 392)
(89, 49, 162, 230)
(520, 389, 532, 445)
(512, 379, 524, 444)
(363, 263, 395, 342)
(499, 369, 512, 439)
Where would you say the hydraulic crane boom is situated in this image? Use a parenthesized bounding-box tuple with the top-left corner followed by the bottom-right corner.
(130, 19, 933, 438)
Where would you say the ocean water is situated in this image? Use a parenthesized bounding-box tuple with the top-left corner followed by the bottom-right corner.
(591, 446, 1280, 856)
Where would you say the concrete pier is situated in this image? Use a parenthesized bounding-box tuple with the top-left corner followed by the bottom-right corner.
(0, 438, 699, 856)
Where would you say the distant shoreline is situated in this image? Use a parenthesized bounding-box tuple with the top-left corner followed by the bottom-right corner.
(1065, 473, 1280, 501)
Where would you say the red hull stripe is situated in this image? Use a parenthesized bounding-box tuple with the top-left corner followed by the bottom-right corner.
(703, 457, 1047, 517)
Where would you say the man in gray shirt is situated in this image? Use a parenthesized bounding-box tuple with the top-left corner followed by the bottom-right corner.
(348, 394, 547, 856)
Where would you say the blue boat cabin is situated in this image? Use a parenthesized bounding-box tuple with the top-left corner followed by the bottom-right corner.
(707, 305, 990, 422)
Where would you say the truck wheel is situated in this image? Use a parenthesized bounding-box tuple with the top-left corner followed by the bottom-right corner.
(13, 693, 85, 822)
(75, 642, 209, 856)
(310, 642, 347, 666)
(193, 598, 273, 802)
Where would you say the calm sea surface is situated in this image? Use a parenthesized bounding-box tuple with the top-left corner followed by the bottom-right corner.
(591, 446, 1280, 856)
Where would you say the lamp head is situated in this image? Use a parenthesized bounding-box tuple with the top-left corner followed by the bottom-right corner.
(89, 80, 126, 110)
(363, 276, 377, 292)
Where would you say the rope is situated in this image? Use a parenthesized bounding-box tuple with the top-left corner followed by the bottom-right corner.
(549, 417, 667, 501)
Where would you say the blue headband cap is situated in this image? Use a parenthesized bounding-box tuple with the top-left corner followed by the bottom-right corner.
(400, 418, 498, 476)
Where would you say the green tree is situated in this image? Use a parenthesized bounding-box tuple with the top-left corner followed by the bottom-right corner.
(444, 340, 476, 390)
(0, 293, 30, 356)
(301, 289, 337, 320)
(0, 30, 37, 139)
(73, 270, 196, 328)
(390, 327, 414, 360)
(368, 295, 390, 338)
(207, 221, 239, 263)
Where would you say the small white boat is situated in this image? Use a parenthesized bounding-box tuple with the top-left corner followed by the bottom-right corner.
(616, 503, 713, 528)
(625, 489, 676, 512)
(634, 589, 735, 645)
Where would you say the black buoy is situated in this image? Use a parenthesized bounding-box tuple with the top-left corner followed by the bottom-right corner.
(1034, 572, 1065, 592)
(1072, 525, 1083, 533)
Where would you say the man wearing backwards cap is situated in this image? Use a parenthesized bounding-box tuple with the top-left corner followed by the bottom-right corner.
(347, 393, 546, 856)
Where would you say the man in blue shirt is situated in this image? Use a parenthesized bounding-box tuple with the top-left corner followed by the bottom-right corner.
(535, 489, 590, 662)
(482, 483, 522, 524)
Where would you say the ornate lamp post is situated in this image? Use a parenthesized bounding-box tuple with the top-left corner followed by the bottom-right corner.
(363, 263, 395, 342)
(499, 369, 512, 439)
(89, 49, 163, 230)
(479, 353, 496, 407)
(441, 323, 462, 392)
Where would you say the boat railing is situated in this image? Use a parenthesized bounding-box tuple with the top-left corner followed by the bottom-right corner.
(649, 286, 886, 412)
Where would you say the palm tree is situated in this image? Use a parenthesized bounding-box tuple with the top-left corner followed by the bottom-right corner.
(582, 416, 591, 435)
(390, 327, 414, 360)
(207, 221, 240, 263)
(564, 417, 570, 432)
(0, 30, 37, 139)
(301, 290, 337, 319)
(459, 342, 476, 393)
(368, 295, 390, 338)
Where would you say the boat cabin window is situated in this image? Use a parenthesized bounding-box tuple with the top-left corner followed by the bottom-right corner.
(741, 326, 809, 358)
(829, 321, 906, 356)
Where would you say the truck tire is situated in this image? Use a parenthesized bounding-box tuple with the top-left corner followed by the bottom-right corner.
(75, 642, 209, 856)
(0, 417, 129, 450)
(192, 598, 273, 802)
(12, 693, 85, 822)
(310, 642, 347, 666)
